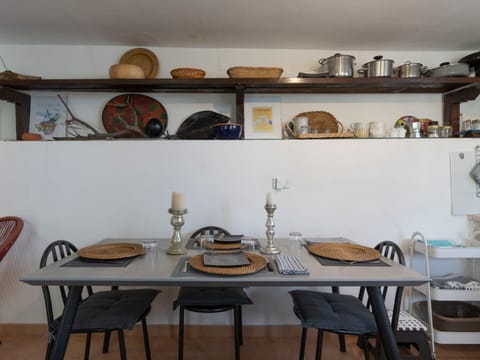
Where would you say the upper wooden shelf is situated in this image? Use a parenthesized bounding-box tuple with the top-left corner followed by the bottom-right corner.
(0, 77, 479, 94)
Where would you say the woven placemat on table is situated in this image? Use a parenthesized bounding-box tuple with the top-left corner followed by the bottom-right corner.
(77, 243, 144, 260)
(307, 243, 381, 262)
(188, 252, 267, 275)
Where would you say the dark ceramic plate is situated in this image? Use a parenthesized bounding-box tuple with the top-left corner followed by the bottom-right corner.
(176, 110, 230, 139)
(203, 252, 251, 267)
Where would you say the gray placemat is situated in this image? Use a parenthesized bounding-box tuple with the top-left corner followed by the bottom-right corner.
(312, 255, 389, 267)
(61, 256, 137, 267)
(171, 256, 273, 277)
(185, 237, 261, 250)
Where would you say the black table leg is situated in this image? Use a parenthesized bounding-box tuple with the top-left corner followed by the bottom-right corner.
(366, 286, 400, 360)
(49, 285, 82, 360)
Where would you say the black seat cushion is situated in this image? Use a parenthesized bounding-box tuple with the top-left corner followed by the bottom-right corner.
(289, 290, 377, 334)
(72, 289, 159, 331)
(173, 287, 252, 309)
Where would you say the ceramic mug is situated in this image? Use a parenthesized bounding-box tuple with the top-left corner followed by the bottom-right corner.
(286, 116, 310, 137)
(349, 122, 369, 138)
(369, 121, 385, 138)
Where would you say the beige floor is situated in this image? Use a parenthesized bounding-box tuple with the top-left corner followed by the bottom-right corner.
(0, 325, 479, 360)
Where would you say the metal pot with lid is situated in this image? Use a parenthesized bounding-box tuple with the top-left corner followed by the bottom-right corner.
(318, 53, 356, 78)
(395, 61, 425, 78)
(426, 62, 470, 77)
(358, 55, 394, 77)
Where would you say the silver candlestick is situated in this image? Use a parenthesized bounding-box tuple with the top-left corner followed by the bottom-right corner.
(166, 208, 188, 255)
(260, 204, 281, 255)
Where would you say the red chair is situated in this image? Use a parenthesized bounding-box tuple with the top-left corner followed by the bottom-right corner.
(0, 216, 24, 262)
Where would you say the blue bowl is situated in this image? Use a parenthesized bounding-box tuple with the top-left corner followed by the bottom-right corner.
(214, 123, 242, 139)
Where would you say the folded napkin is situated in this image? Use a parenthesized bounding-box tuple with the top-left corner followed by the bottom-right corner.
(275, 255, 309, 275)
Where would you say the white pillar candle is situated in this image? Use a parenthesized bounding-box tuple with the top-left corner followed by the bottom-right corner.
(171, 192, 186, 211)
(266, 192, 273, 206)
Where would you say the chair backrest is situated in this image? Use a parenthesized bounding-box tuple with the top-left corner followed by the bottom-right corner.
(0, 216, 24, 262)
(40, 240, 92, 326)
(190, 226, 230, 240)
(359, 241, 406, 331)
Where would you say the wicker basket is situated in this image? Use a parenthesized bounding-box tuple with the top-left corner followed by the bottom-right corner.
(284, 111, 353, 139)
(170, 68, 206, 79)
(227, 66, 283, 78)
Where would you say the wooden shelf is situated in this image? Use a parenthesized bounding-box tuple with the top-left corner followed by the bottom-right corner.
(1, 77, 479, 140)
(0, 77, 478, 93)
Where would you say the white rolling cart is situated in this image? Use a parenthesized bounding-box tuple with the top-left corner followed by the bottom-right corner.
(409, 231, 480, 356)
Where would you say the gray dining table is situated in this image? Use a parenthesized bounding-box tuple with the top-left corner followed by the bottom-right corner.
(20, 237, 430, 360)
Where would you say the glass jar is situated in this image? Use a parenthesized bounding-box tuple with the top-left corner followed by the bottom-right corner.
(438, 126, 452, 138)
(427, 125, 439, 138)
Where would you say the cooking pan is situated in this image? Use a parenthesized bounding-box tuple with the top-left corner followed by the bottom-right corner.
(426, 62, 470, 77)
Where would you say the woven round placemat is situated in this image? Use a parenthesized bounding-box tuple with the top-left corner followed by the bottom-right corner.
(295, 111, 343, 133)
(307, 243, 381, 262)
(77, 243, 144, 260)
(188, 252, 267, 275)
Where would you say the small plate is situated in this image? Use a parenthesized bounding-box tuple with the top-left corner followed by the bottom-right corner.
(203, 252, 251, 267)
(77, 243, 144, 260)
(214, 234, 244, 244)
(119, 48, 159, 79)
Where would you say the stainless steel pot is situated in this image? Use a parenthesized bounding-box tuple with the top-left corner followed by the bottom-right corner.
(318, 53, 355, 78)
(358, 55, 394, 77)
(396, 61, 425, 78)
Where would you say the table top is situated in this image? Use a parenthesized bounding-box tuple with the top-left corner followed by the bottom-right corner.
(20, 238, 429, 288)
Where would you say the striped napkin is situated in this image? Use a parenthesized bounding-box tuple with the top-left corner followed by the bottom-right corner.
(275, 255, 309, 275)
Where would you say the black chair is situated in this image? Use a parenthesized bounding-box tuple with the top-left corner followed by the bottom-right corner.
(40, 240, 159, 360)
(289, 241, 430, 360)
(173, 226, 252, 360)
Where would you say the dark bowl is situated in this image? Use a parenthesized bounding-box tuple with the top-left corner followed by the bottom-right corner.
(213, 123, 242, 139)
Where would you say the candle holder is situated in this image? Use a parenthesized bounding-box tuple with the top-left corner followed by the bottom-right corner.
(166, 208, 188, 255)
(260, 204, 281, 255)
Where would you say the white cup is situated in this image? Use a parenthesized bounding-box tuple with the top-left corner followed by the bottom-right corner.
(287, 116, 310, 136)
(349, 122, 369, 138)
(369, 121, 385, 138)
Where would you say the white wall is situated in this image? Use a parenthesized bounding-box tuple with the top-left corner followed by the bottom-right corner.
(1, 45, 480, 326)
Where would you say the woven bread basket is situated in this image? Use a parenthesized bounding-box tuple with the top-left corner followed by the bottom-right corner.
(170, 68, 206, 79)
(297, 111, 343, 133)
(227, 66, 283, 78)
(285, 111, 354, 139)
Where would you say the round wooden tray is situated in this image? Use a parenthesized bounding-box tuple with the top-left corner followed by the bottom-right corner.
(77, 243, 144, 260)
(188, 252, 267, 275)
(307, 243, 381, 262)
(119, 48, 159, 79)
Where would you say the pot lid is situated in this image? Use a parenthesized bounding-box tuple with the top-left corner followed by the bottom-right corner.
(362, 55, 394, 67)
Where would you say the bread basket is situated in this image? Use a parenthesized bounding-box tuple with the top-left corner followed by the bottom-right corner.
(170, 68, 206, 79)
(227, 66, 283, 78)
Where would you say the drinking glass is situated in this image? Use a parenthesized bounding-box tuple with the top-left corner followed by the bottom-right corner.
(289, 232, 303, 257)
(241, 236, 256, 253)
(200, 234, 214, 253)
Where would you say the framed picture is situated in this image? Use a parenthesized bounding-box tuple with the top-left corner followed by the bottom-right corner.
(244, 96, 282, 139)
(29, 95, 68, 139)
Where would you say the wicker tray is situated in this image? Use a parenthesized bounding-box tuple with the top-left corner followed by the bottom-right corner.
(188, 252, 267, 275)
(77, 243, 144, 260)
(227, 66, 283, 78)
(307, 243, 381, 262)
(285, 111, 353, 139)
(170, 67, 206, 79)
